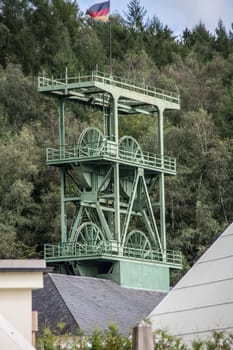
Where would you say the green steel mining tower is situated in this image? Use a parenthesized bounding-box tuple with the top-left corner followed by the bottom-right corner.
(39, 70, 182, 292)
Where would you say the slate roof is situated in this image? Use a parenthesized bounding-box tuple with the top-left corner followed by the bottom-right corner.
(149, 222, 233, 344)
(32, 273, 165, 335)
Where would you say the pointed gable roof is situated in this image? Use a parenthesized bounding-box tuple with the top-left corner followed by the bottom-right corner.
(149, 223, 233, 343)
(32, 273, 78, 334)
(33, 273, 165, 335)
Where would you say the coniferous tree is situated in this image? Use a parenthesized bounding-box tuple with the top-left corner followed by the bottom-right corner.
(124, 0, 147, 32)
(215, 19, 233, 57)
(182, 22, 215, 61)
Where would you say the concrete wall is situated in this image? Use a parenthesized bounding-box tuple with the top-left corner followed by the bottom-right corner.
(0, 289, 32, 342)
(0, 260, 45, 349)
(98, 260, 170, 292)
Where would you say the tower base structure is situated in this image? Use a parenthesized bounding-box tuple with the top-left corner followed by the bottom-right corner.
(45, 242, 181, 291)
(98, 260, 170, 292)
(51, 260, 170, 292)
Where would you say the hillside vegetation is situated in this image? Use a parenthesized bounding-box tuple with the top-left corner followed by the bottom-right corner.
(0, 0, 233, 271)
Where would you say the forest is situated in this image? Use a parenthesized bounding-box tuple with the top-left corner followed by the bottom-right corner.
(0, 0, 233, 272)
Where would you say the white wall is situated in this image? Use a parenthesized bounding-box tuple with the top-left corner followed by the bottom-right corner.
(0, 260, 45, 349)
(0, 289, 32, 342)
(0, 271, 43, 289)
(149, 223, 233, 345)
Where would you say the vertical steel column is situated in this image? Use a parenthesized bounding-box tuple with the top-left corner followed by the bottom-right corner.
(112, 94, 120, 242)
(60, 170, 67, 242)
(58, 98, 67, 242)
(158, 108, 166, 254)
(58, 98, 65, 154)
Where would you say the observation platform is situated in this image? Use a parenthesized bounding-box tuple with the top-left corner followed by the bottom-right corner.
(38, 70, 180, 114)
(44, 241, 183, 270)
(46, 141, 176, 175)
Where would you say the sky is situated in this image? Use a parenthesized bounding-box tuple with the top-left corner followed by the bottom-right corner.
(78, 0, 233, 37)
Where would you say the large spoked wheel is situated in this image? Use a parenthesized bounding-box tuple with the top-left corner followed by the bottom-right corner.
(74, 222, 104, 243)
(78, 127, 103, 157)
(72, 222, 104, 253)
(119, 136, 144, 198)
(124, 230, 152, 258)
(119, 136, 144, 162)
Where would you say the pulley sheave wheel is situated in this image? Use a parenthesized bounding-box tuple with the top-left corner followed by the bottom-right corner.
(119, 136, 144, 197)
(124, 230, 152, 258)
(78, 127, 103, 157)
(76, 127, 110, 191)
(73, 222, 104, 247)
(119, 136, 144, 162)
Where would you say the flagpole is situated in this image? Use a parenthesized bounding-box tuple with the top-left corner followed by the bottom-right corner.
(109, 15, 112, 75)
(109, 0, 112, 76)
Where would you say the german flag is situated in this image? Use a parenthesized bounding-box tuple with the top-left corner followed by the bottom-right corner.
(86, 1, 110, 22)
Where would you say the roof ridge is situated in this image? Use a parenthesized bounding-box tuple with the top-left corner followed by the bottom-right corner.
(48, 273, 80, 331)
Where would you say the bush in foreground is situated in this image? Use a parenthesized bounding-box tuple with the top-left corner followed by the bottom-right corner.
(37, 324, 233, 350)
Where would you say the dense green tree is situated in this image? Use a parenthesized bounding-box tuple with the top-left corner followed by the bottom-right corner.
(144, 16, 179, 67)
(217, 78, 233, 137)
(0, 0, 29, 66)
(78, 21, 108, 72)
(124, 0, 147, 32)
(27, 0, 82, 74)
(0, 0, 82, 74)
(121, 0, 148, 52)
(164, 109, 231, 265)
(0, 64, 45, 129)
(110, 15, 135, 63)
(182, 22, 215, 62)
(0, 128, 38, 251)
(115, 48, 158, 84)
(0, 0, 232, 269)
(215, 20, 233, 57)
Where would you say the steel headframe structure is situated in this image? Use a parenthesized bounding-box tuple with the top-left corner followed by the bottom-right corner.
(38, 70, 182, 291)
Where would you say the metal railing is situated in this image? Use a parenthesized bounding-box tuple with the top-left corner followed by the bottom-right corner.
(44, 241, 182, 267)
(38, 70, 180, 105)
(46, 142, 176, 173)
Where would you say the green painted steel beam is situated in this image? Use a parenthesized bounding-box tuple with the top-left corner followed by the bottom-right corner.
(39, 69, 182, 292)
(45, 145, 177, 175)
(38, 71, 180, 115)
(44, 242, 182, 269)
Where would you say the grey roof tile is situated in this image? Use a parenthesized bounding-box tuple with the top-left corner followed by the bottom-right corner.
(33, 273, 165, 335)
(32, 274, 78, 334)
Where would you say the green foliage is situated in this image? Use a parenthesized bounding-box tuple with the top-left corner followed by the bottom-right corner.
(37, 324, 233, 350)
(102, 323, 131, 350)
(144, 16, 179, 67)
(37, 323, 131, 350)
(182, 23, 215, 62)
(154, 329, 187, 350)
(164, 109, 231, 265)
(124, 0, 147, 32)
(0, 0, 232, 271)
(215, 20, 233, 58)
(37, 326, 57, 350)
(119, 113, 157, 151)
(0, 232, 36, 258)
(0, 64, 46, 130)
(192, 331, 233, 350)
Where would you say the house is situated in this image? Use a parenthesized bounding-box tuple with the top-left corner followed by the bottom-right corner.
(148, 222, 233, 344)
(33, 273, 166, 335)
(0, 259, 47, 349)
